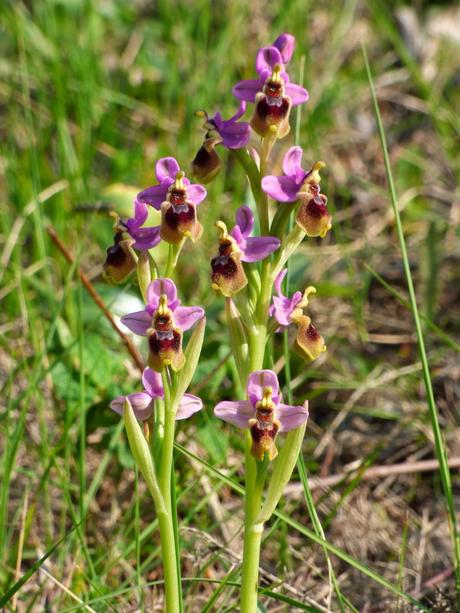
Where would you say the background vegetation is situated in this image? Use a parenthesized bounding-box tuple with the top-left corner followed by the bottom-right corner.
(1, 0, 459, 610)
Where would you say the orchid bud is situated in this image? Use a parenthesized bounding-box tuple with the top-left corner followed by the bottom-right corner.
(103, 231, 136, 283)
(191, 137, 222, 184)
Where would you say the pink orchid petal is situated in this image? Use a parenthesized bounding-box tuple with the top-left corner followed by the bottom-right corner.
(155, 157, 180, 182)
(274, 269, 288, 297)
(235, 205, 254, 237)
(261, 174, 300, 202)
(285, 83, 309, 106)
(255, 46, 283, 75)
(174, 306, 205, 331)
(273, 33, 295, 64)
(241, 236, 280, 262)
(142, 368, 164, 399)
(129, 199, 149, 227)
(176, 393, 203, 420)
(214, 400, 254, 428)
(110, 392, 153, 421)
(232, 79, 264, 103)
(146, 278, 178, 310)
(282, 146, 303, 177)
(136, 184, 170, 210)
(275, 402, 309, 432)
(186, 184, 207, 205)
(131, 226, 161, 251)
(121, 310, 152, 336)
(247, 370, 281, 407)
(218, 121, 251, 149)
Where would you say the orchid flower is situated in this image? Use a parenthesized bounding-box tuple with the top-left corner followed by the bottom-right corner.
(103, 200, 161, 283)
(211, 206, 280, 297)
(110, 367, 202, 421)
(232, 34, 308, 137)
(214, 369, 308, 460)
(136, 157, 207, 244)
(270, 269, 326, 360)
(121, 278, 205, 371)
(192, 102, 251, 183)
(262, 147, 332, 237)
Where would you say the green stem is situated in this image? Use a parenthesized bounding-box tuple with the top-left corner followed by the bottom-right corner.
(240, 440, 265, 613)
(157, 369, 182, 612)
(164, 243, 175, 278)
(157, 510, 181, 613)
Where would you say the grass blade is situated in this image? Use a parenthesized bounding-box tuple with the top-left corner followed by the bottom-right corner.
(362, 42, 460, 598)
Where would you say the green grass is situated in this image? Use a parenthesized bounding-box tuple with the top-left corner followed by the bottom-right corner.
(1, 0, 459, 610)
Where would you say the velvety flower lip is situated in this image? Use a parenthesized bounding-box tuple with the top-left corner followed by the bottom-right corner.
(119, 200, 161, 250)
(110, 367, 203, 421)
(121, 278, 205, 337)
(214, 369, 308, 433)
(261, 146, 313, 203)
(136, 156, 207, 210)
(229, 205, 280, 262)
(232, 35, 308, 107)
(205, 102, 251, 149)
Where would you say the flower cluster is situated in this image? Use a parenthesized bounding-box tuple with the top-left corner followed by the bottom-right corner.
(104, 32, 332, 613)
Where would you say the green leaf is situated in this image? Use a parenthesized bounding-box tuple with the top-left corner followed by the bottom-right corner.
(171, 317, 206, 407)
(123, 398, 165, 514)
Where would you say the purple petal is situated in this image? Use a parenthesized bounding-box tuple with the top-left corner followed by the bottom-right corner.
(274, 269, 288, 297)
(285, 83, 309, 106)
(110, 392, 153, 421)
(255, 46, 283, 75)
(282, 146, 304, 178)
(127, 200, 149, 229)
(146, 278, 178, 311)
(214, 400, 254, 428)
(247, 370, 281, 407)
(142, 368, 164, 399)
(225, 100, 247, 123)
(176, 393, 203, 420)
(241, 236, 280, 262)
(275, 401, 309, 432)
(155, 157, 180, 182)
(136, 184, 170, 210)
(186, 184, 207, 206)
(219, 121, 251, 149)
(235, 205, 254, 237)
(173, 306, 205, 331)
(131, 226, 161, 250)
(273, 33, 295, 64)
(232, 79, 264, 103)
(261, 174, 300, 202)
(271, 293, 302, 327)
(230, 225, 246, 251)
(121, 310, 152, 336)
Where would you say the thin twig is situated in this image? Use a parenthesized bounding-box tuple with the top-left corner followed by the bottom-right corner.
(285, 457, 460, 495)
(46, 225, 145, 373)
